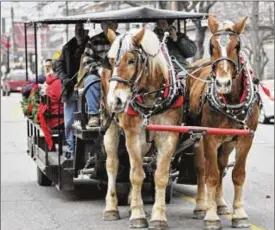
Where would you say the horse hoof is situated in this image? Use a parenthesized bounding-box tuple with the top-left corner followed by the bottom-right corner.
(217, 206, 231, 215)
(149, 220, 168, 230)
(103, 210, 120, 221)
(204, 220, 222, 230)
(129, 218, 148, 228)
(193, 209, 206, 219)
(232, 218, 251, 228)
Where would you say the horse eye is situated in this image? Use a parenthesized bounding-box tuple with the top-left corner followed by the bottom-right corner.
(128, 59, 135, 65)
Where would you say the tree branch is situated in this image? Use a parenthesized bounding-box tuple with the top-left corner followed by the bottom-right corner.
(260, 47, 269, 78)
(206, 1, 217, 12)
(123, 1, 140, 7)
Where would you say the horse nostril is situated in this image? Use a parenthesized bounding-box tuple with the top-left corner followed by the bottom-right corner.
(216, 80, 222, 87)
(116, 97, 122, 107)
(225, 79, 232, 87)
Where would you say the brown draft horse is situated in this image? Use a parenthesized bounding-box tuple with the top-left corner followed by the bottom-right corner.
(100, 28, 182, 229)
(188, 16, 260, 229)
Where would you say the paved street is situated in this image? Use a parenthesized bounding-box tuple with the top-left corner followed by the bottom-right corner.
(1, 94, 274, 230)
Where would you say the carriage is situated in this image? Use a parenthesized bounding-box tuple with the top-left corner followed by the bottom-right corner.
(24, 8, 257, 228)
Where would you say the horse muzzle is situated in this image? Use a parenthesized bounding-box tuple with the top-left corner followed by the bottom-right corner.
(215, 77, 232, 94)
(108, 96, 127, 113)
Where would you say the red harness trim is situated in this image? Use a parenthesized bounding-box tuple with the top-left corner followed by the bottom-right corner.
(259, 83, 274, 101)
(125, 74, 183, 116)
(125, 48, 184, 116)
(217, 57, 252, 104)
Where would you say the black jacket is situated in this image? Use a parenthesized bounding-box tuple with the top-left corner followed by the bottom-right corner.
(154, 28, 197, 73)
(56, 36, 89, 101)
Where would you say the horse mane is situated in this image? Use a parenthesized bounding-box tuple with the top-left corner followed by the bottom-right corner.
(108, 28, 168, 82)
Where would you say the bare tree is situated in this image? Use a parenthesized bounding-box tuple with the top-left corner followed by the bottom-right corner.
(247, 2, 274, 79)
(211, 1, 274, 80)
(177, 2, 216, 59)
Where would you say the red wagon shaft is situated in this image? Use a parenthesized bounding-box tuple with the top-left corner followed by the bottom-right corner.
(146, 124, 254, 136)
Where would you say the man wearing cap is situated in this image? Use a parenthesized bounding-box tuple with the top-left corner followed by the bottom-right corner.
(82, 21, 118, 127)
(55, 23, 89, 159)
(154, 19, 197, 73)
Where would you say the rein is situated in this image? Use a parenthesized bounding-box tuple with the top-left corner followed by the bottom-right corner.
(171, 29, 259, 129)
(109, 32, 182, 126)
(209, 31, 241, 78)
(206, 56, 260, 129)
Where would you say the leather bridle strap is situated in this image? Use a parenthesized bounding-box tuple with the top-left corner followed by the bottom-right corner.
(210, 31, 241, 77)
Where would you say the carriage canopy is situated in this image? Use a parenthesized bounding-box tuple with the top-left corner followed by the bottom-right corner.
(26, 6, 208, 24)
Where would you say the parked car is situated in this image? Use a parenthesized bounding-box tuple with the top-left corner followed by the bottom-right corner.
(259, 79, 274, 124)
(1, 69, 34, 96)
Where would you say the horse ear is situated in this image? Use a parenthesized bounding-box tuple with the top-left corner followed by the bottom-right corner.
(233, 16, 248, 34)
(133, 28, 145, 46)
(107, 29, 116, 44)
(208, 15, 219, 34)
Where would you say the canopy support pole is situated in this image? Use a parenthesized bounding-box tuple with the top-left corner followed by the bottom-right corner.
(34, 23, 38, 83)
(24, 23, 29, 81)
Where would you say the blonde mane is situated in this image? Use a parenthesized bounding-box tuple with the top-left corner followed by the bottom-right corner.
(108, 28, 168, 79)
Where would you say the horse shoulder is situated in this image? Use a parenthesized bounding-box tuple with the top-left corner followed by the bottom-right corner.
(188, 65, 211, 113)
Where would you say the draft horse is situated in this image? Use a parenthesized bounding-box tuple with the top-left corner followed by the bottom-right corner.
(188, 16, 260, 229)
(101, 28, 183, 229)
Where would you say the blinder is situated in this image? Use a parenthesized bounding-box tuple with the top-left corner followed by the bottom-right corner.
(209, 31, 241, 78)
(109, 35, 148, 92)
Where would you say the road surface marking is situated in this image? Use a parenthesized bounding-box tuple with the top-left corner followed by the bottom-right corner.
(182, 195, 265, 230)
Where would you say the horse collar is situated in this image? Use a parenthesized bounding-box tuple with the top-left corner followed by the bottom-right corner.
(206, 58, 260, 128)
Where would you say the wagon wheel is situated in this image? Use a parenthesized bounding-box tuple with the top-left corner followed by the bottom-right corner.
(151, 177, 173, 204)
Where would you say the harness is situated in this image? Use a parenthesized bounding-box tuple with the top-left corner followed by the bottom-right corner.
(109, 32, 184, 127)
(206, 56, 260, 129)
(206, 31, 260, 129)
(209, 31, 242, 79)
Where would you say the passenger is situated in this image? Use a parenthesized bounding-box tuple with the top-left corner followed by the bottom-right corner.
(21, 59, 53, 98)
(36, 59, 64, 151)
(82, 20, 118, 128)
(55, 23, 89, 159)
(154, 19, 197, 73)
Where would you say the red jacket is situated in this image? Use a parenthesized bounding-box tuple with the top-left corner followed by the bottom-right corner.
(37, 74, 64, 150)
(45, 74, 64, 129)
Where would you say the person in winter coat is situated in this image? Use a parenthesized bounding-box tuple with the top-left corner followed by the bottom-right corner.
(55, 23, 89, 159)
(21, 59, 53, 98)
(82, 21, 118, 128)
(154, 19, 197, 73)
(37, 73, 64, 151)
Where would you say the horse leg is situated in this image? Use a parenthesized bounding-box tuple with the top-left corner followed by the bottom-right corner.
(204, 139, 222, 230)
(193, 139, 207, 219)
(231, 137, 253, 228)
(103, 123, 120, 221)
(216, 143, 234, 215)
(150, 133, 178, 229)
(125, 131, 148, 228)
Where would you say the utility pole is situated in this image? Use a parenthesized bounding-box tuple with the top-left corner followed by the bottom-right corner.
(7, 36, 10, 73)
(37, 2, 42, 75)
(66, 1, 69, 42)
(11, 6, 17, 63)
(2, 18, 6, 34)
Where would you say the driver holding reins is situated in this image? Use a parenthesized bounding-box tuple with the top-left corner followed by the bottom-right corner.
(154, 19, 197, 73)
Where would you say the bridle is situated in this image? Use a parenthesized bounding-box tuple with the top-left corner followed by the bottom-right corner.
(209, 30, 242, 79)
(108, 32, 181, 126)
(109, 33, 149, 93)
(206, 30, 260, 129)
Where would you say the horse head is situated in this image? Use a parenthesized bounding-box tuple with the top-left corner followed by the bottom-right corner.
(106, 28, 167, 113)
(208, 15, 248, 94)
